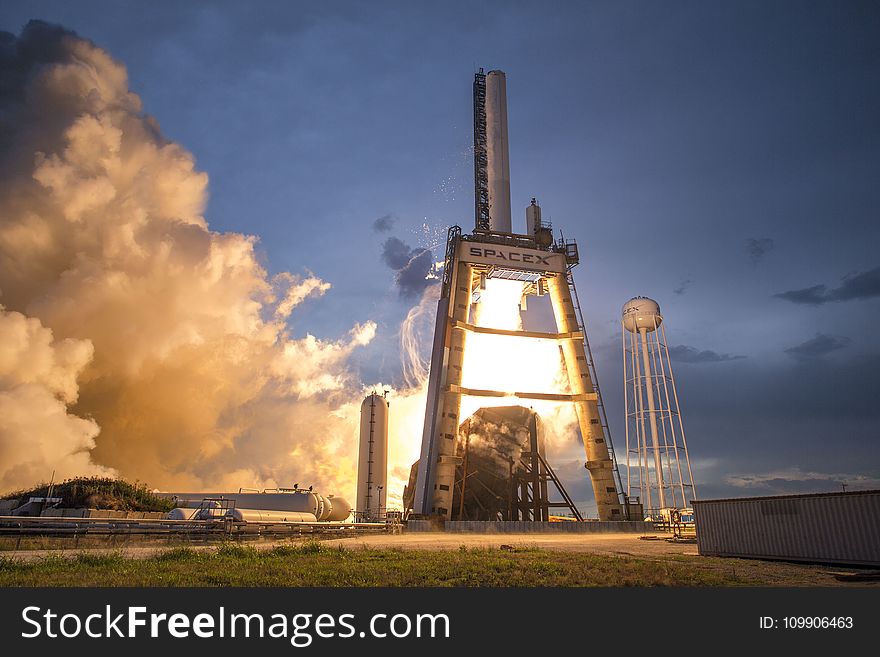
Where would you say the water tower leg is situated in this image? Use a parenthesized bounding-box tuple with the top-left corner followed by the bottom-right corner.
(639, 328, 666, 509)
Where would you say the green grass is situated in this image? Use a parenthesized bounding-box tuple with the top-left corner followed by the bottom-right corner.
(0, 541, 749, 587)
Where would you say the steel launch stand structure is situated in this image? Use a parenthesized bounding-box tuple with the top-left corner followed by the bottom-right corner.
(412, 69, 627, 521)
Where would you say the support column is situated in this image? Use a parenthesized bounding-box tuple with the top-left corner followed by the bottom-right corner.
(547, 274, 623, 520)
(429, 261, 473, 518)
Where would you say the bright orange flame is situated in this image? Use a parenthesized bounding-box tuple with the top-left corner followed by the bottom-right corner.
(384, 278, 585, 511)
(459, 278, 575, 435)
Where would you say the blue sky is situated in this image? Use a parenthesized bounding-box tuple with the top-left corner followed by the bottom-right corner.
(2, 1, 878, 502)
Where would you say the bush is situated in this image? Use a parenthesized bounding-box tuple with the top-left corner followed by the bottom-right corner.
(1, 477, 175, 512)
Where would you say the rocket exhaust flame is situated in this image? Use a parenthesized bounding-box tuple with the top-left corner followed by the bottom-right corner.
(459, 278, 578, 444)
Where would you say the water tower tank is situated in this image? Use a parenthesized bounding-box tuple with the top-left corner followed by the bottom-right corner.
(357, 392, 389, 519)
(622, 296, 663, 333)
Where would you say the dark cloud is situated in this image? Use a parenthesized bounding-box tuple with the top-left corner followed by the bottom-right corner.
(372, 213, 395, 233)
(668, 345, 746, 364)
(745, 237, 774, 265)
(380, 237, 438, 298)
(775, 266, 880, 305)
(673, 278, 691, 296)
(774, 284, 827, 305)
(784, 333, 850, 359)
(725, 468, 880, 494)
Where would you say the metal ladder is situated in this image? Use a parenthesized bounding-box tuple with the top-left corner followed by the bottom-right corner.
(566, 271, 627, 499)
(473, 70, 490, 231)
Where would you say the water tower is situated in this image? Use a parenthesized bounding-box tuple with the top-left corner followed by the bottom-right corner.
(621, 297, 696, 516)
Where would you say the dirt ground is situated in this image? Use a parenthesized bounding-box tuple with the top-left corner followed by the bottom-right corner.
(1, 531, 696, 561)
(325, 531, 699, 557)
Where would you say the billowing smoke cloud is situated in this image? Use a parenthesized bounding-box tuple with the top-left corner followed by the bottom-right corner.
(672, 277, 691, 296)
(381, 237, 416, 270)
(372, 213, 395, 233)
(380, 236, 439, 298)
(399, 284, 439, 389)
(774, 265, 880, 305)
(0, 21, 375, 495)
(0, 307, 113, 490)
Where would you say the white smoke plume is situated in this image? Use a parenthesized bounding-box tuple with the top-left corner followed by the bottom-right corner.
(0, 306, 113, 489)
(0, 21, 375, 496)
(399, 283, 440, 389)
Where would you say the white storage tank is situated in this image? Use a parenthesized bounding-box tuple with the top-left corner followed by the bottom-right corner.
(622, 296, 663, 333)
(325, 495, 352, 522)
(525, 198, 542, 236)
(168, 491, 324, 517)
(357, 392, 389, 520)
(228, 509, 317, 523)
(166, 507, 197, 520)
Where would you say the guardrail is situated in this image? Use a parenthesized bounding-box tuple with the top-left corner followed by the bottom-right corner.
(0, 515, 389, 538)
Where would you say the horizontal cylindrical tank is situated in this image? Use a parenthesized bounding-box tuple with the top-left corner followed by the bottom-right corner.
(622, 296, 663, 333)
(163, 490, 350, 521)
(168, 491, 322, 516)
(228, 509, 317, 523)
(166, 507, 197, 520)
(325, 495, 352, 522)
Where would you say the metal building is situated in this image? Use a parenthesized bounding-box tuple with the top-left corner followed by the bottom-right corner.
(357, 392, 389, 520)
(693, 490, 880, 566)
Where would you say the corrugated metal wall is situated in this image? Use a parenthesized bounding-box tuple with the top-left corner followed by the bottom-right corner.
(693, 490, 880, 566)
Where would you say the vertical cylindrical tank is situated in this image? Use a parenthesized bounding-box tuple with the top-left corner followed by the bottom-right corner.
(525, 198, 541, 236)
(486, 70, 512, 233)
(357, 392, 389, 519)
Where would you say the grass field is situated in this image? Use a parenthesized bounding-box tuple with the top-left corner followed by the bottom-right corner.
(0, 541, 857, 587)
